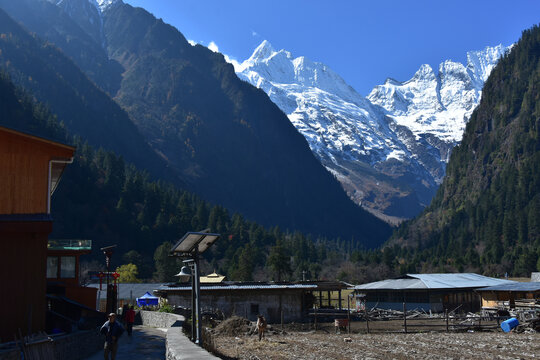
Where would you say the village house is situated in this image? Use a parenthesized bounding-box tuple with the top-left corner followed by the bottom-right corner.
(0, 126, 74, 342)
(155, 281, 319, 323)
(352, 273, 516, 313)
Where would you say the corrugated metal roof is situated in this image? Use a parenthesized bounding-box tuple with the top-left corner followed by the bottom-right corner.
(353, 273, 516, 291)
(476, 282, 540, 292)
(407, 273, 516, 289)
(158, 284, 317, 291)
(353, 278, 427, 290)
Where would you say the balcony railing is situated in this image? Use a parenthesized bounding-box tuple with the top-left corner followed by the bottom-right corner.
(47, 239, 92, 251)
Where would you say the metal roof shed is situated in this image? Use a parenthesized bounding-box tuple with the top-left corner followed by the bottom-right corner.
(352, 273, 516, 313)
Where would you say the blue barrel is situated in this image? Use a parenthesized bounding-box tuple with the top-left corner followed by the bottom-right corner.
(501, 317, 519, 332)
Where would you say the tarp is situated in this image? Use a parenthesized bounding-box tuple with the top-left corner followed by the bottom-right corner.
(136, 291, 159, 306)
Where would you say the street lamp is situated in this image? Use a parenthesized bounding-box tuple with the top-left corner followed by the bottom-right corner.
(175, 260, 196, 340)
(170, 230, 220, 345)
(175, 265, 192, 282)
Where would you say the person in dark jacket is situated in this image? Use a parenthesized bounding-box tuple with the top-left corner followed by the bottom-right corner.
(100, 313, 124, 360)
(124, 306, 136, 337)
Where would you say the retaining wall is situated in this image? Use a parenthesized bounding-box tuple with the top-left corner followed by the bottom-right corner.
(138, 310, 218, 360)
(0, 329, 102, 360)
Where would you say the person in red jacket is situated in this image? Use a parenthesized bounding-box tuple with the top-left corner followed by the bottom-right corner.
(125, 305, 136, 337)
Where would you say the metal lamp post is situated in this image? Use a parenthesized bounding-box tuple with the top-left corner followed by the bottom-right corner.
(100, 245, 117, 314)
(169, 230, 220, 346)
(175, 260, 197, 341)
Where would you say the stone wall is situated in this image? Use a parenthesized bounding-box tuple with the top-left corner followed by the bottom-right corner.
(138, 310, 218, 360)
(139, 310, 181, 328)
(0, 329, 102, 360)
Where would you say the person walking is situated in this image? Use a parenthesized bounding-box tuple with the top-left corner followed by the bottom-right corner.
(100, 313, 124, 360)
(125, 305, 136, 337)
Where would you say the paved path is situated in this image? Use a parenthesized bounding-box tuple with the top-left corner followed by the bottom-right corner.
(86, 326, 166, 360)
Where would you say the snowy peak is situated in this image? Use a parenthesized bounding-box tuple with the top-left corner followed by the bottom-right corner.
(95, 0, 121, 12)
(240, 40, 358, 101)
(411, 64, 436, 82)
(368, 44, 510, 143)
(466, 44, 507, 83)
(249, 40, 276, 62)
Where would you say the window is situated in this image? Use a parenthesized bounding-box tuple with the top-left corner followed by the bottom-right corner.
(60, 256, 76, 278)
(47, 257, 58, 278)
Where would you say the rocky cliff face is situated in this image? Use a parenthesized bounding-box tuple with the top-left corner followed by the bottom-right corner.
(237, 41, 509, 221)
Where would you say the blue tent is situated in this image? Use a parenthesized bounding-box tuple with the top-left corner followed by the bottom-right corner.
(136, 291, 159, 307)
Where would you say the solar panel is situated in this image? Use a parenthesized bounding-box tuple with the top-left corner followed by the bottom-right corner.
(170, 231, 220, 255)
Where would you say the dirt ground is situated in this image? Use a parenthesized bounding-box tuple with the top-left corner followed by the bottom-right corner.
(210, 321, 540, 359)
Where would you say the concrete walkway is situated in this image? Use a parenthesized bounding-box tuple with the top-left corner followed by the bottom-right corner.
(85, 326, 166, 360)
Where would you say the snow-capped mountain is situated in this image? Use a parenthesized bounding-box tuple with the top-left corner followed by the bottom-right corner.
(237, 41, 509, 221)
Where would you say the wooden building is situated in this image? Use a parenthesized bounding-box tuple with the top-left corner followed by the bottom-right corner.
(0, 126, 74, 343)
(476, 282, 540, 309)
(353, 273, 516, 313)
(155, 282, 318, 323)
(46, 239, 98, 310)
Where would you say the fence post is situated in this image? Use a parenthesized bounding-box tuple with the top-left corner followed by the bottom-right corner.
(314, 306, 317, 331)
(347, 295, 351, 334)
(365, 307, 370, 334)
(403, 302, 407, 334)
(445, 309, 449, 332)
(478, 313, 481, 328)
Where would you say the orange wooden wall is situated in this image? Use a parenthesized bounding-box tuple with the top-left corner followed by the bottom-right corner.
(0, 128, 74, 214)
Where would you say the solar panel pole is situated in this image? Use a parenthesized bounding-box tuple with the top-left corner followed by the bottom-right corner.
(194, 248, 202, 345)
(191, 263, 196, 341)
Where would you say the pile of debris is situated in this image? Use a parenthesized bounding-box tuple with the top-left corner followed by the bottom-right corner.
(358, 307, 437, 321)
(210, 316, 280, 337)
(211, 316, 252, 336)
(512, 317, 540, 333)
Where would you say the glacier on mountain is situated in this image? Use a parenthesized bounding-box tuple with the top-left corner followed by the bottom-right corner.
(237, 41, 510, 220)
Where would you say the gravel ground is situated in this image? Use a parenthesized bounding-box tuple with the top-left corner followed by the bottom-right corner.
(212, 330, 540, 359)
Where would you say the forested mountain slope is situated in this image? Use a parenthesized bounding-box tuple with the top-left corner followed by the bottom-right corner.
(391, 25, 540, 276)
(0, 0, 121, 95)
(0, 7, 177, 183)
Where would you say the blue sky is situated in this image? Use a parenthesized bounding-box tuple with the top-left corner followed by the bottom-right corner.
(124, 0, 539, 95)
